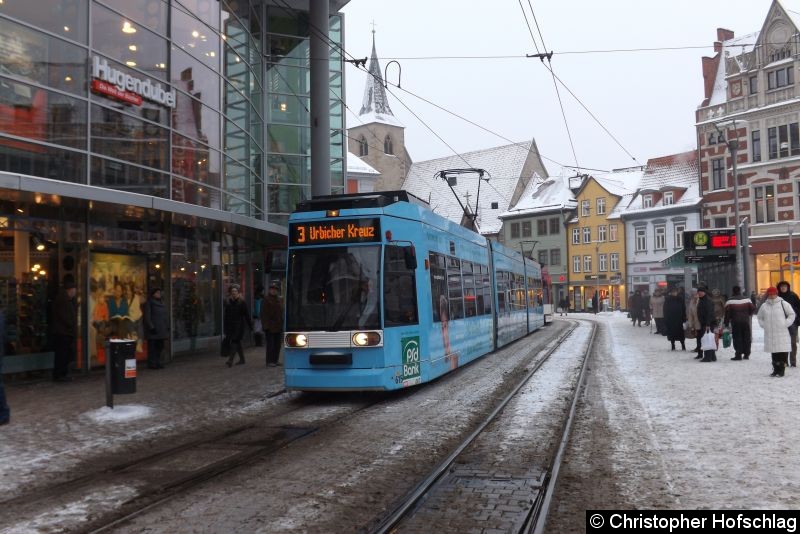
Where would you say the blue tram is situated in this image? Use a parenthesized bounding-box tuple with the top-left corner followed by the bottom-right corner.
(283, 191, 549, 391)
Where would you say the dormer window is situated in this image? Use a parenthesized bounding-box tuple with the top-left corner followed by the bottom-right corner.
(358, 135, 368, 157)
(663, 191, 674, 205)
(643, 194, 653, 208)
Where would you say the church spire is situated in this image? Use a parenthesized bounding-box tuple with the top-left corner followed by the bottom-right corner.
(359, 29, 394, 117)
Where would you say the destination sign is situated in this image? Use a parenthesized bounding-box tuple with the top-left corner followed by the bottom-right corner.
(290, 218, 381, 246)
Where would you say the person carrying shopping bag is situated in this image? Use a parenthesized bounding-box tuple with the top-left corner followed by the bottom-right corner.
(696, 285, 718, 362)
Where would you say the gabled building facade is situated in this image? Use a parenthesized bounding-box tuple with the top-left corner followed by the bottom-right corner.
(621, 151, 701, 294)
(565, 168, 642, 311)
(697, 0, 800, 294)
(499, 174, 577, 302)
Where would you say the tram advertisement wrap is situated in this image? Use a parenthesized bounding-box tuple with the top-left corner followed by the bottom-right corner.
(401, 336, 421, 387)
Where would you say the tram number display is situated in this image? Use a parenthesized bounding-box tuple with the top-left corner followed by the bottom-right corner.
(289, 218, 381, 246)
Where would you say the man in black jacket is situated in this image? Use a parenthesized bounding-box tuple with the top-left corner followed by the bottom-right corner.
(777, 281, 800, 366)
(52, 276, 78, 381)
(143, 288, 169, 369)
(724, 286, 756, 361)
(696, 285, 718, 362)
(223, 284, 253, 367)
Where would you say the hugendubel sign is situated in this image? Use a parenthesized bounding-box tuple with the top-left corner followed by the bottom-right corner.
(91, 56, 176, 108)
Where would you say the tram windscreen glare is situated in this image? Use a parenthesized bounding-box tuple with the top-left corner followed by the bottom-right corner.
(286, 246, 381, 331)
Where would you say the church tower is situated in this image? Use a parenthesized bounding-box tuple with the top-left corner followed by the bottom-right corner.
(347, 29, 412, 191)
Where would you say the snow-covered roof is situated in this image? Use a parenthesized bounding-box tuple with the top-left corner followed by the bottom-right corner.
(708, 32, 760, 106)
(587, 167, 643, 198)
(346, 154, 380, 175)
(402, 140, 547, 235)
(622, 151, 701, 216)
(499, 174, 577, 219)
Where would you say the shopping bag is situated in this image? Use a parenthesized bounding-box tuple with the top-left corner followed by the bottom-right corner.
(700, 329, 717, 351)
(722, 328, 731, 348)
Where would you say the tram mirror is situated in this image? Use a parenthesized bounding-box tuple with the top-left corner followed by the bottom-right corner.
(403, 247, 417, 270)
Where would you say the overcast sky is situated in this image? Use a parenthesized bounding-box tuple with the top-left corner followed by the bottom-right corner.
(341, 0, 773, 176)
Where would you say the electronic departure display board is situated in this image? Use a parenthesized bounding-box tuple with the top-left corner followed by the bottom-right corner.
(683, 229, 737, 251)
(289, 218, 382, 246)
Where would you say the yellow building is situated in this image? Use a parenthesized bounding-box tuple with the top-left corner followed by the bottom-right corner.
(565, 170, 642, 311)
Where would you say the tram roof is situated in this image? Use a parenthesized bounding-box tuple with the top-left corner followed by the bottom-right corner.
(295, 191, 429, 212)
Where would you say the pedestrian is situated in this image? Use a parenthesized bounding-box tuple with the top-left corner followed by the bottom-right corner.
(696, 285, 718, 362)
(757, 286, 796, 377)
(558, 296, 569, 316)
(592, 291, 599, 314)
(223, 284, 252, 367)
(629, 290, 644, 326)
(663, 287, 686, 350)
(711, 288, 726, 326)
(260, 282, 284, 367)
(143, 288, 168, 369)
(0, 310, 9, 425)
(776, 281, 800, 367)
(723, 286, 755, 361)
(650, 288, 666, 335)
(686, 288, 701, 354)
(750, 291, 758, 307)
(642, 290, 652, 326)
(253, 286, 264, 347)
(51, 276, 78, 381)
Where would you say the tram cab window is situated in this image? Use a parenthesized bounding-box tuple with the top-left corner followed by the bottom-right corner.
(384, 245, 419, 326)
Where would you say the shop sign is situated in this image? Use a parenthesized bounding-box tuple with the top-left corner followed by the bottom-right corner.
(91, 56, 176, 108)
(401, 336, 421, 387)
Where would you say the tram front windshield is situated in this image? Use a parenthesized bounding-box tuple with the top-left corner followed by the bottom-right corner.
(286, 246, 381, 331)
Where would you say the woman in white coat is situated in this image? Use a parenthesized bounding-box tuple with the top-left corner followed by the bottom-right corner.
(757, 286, 797, 377)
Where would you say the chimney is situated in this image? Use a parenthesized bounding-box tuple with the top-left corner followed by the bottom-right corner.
(717, 28, 735, 42)
(701, 56, 718, 101)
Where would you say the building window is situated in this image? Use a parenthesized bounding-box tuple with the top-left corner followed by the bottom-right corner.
(768, 127, 778, 159)
(609, 224, 618, 241)
(510, 222, 520, 238)
(674, 224, 685, 248)
(635, 227, 647, 252)
(654, 225, 666, 250)
(598, 225, 607, 242)
(708, 132, 717, 146)
(538, 250, 548, 265)
(754, 184, 776, 223)
(359, 135, 368, 157)
(549, 217, 560, 234)
(768, 67, 793, 90)
(610, 253, 619, 271)
(537, 219, 548, 236)
(522, 221, 532, 237)
(663, 191, 674, 205)
(581, 199, 590, 216)
(712, 158, 725, 190)
(599, 254, 607, 272)
(583, 255, 592, 273)
(643, 194, 653, 208)
(767, 123, 800, 160)
(750, 76, 758, 94)
(713, 217, 727, 228)
(550, 249, 561, 267)
(583, 227, 591, 243)
(752, 130, 761, 162)
(572, 228, 580, 245)
(596, 197, 606, 214)
(384, 135, 393, 155)
(573, 255, 581, 273)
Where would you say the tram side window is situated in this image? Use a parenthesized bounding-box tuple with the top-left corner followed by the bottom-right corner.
(447, 256, 465, 320)
(429, 252, 447, 323)
(528, 277, 535, 308)
(480, 265, 492, 315)
(462, 261, 477, 317)
(496, 270, 507, 314)
(384, 245, 419, 326)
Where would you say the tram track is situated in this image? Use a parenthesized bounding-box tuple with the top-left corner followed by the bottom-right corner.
(368, 319, 597, 534)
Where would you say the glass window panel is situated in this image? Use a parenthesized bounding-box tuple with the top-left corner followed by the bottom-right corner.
(267, 6, 308, 37)
(268, 93, 309, 125)
(171, 175, 218, 208)
(171, 226, 220, 344)
(172, 132, 221, 188)
(225, 120, 250, 163)
(175, 0, 219, 30)
(174, 90, 220, 147)
(267, 124, 309, 155)
(89, 55, 170, 126)
(98, 0, 167, 35)
(171, 45, 220, 112)
(90, 155, 168, 196)
(221, 3, 250, 49)
(0, 137, 86, 182)
(268, 183, 309, 215)
(91, 103, 169, 170)
(0, 76, 87, 149)
(171, 5, 220, 72)
(92, 2, 168, 81)
(267, 64, 309, 95)
(0, 0, 87, 43)
(225, 155, 249, 196)
(0, 17, 87, 96)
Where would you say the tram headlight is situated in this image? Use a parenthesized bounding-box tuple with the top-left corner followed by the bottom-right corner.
(352, 331, 381, 347)
(286, 333, 308, 347)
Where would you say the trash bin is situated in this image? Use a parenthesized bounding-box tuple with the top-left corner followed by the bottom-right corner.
(109, 339, 137, 394)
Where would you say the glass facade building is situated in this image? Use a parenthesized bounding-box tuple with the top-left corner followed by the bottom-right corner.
(0, 0, 347, 373)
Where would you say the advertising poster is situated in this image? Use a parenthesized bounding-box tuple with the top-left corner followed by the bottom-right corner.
(89, 252, 147, 366)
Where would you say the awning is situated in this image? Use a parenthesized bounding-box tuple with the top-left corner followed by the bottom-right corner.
(661, 249, 688, 267)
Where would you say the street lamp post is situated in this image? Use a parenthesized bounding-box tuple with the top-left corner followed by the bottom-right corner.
(714, 118, 747, 293)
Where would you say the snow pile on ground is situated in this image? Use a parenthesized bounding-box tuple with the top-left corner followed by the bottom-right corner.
(83, 405, 153, 423)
